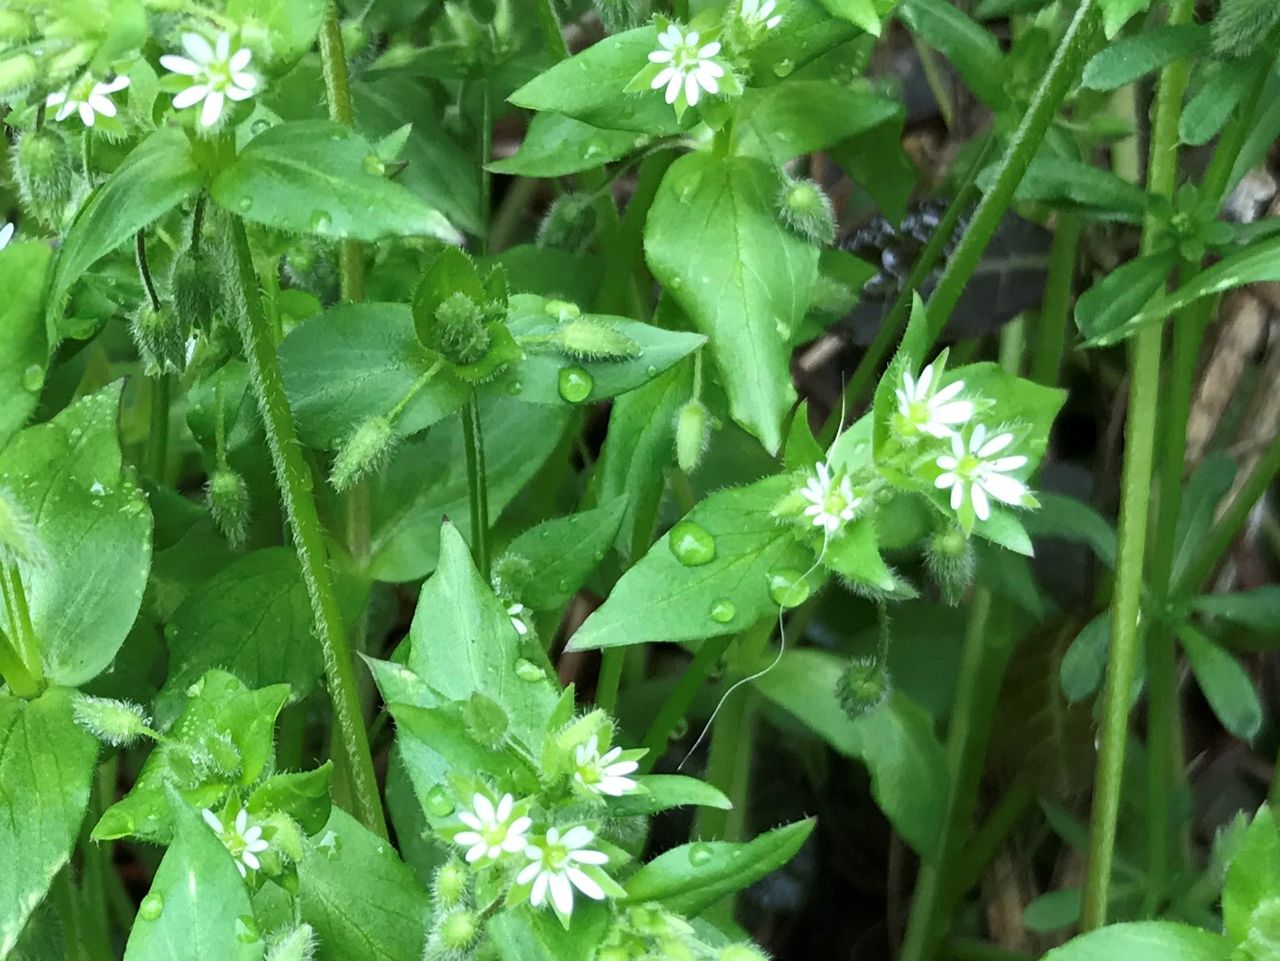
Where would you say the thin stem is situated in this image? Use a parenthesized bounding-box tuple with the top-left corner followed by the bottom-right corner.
(146, 374, 170, 483)
(952, 779, 1037, 899)
(319, 2, 364, 303)
(596, 650, 625, 713)
(478, 81, 493, 255)
(488, 176, 540, 252)
(1030, 213, 1081, 386)
(692, 682, 755, 843)
(2, 564, 42, 690)
(462, 394, 490, 578)
(134, 231, 162, 312)
(228, 215, 386, 838)
(1081, 0, 1195, 929)
(639, 634, 734, 768)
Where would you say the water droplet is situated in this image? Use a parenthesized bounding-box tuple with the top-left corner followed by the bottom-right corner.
(235, 916, 260, 944)
(251, 118, 271, 135)
(556, 579, 570, 593)
(316, 830, 341, 859)
(710, 599, 736, 624)
(775, 320, 792, 339)
(644, 365, 658, 377)
(669, 520, 715, 567)
(688, 842, 714, 866)
(426, 785, 455, 817)
(584, 139, 604, 158)
(237, 197, 252, 212)
(772, 58, 794, 77)
(507, 380, 522, 395)
(557, 366, 594, 404)
(21, 364, 43, 392)
(768, 569, 810, 609)
(514, 658, 544, 682)
(669, 717, 689, 740)
(362, 154, 386, 176)
(138, 893, 163, 921)
(309, 210, 332, 234)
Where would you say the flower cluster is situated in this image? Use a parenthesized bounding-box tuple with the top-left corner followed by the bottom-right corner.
(647, 25, 726, 108)
(202, 807, 270, 878)
(161, 32, 258, 129)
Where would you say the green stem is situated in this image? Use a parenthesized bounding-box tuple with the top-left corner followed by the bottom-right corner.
(593, 151, 674, 318)
(1080, 0, 1195, 928)
(1030, 213, 1081, 386)
(952, 778, 1037, 900)
(639, 634, 734, 768)
(0, 631, 39, 698)
(462, 394, 490, 578)
(318, 2, 364, 303)
(478, 81, 493, 255)
(692, 682, 755, 843)
(596, 650, 624, 713)
(488, 176, 540, 252)
(2, 564, 42, 690)
(945, 939, 1035, 961)
(228, 216, 386, 838)
(147, 374, 170, 483)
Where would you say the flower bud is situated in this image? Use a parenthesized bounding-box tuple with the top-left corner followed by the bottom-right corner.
(0, 10, 32, 41)
(777, 178, 836, 246)
(1247, 897, 1280, 960)
(12, 130, 73, 227)
(674, 399, 711, 473)
(491, 552, 534, 600)
(546, 317, 641, 363)
(0, 53, 36, 95)
(266, 924, 316, 961)
(437, 909, 480, 951)
(130, 303, 188, 374)
(537, 193, 598, 252)
(0, 486, 47, 569)
(835, 656, 891, 719)
(198, 730, 243, 780)
(207, 469, 251, 548)
(719, 946, 771, 961)
(428, 292, 491, 366)
(330, 416, 397, 492)
(170, 246, 225, 331)
(71, 694, 153, 747)
(925, 526, 974, 606)
(432, 860, 469, 909)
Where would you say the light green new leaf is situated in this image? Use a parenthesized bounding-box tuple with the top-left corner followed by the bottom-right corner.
(278, 302, 468, 450)
(567, 476, 810, 651)
(212, 120, 461, 243)
(624, 820, 814, 915)
(1178, 623, 1263, 740)
(1099, 0, 1152, 39)
(225, 0, 326, 64)
(122, 796, 264, 961)
(736, 81, 899, 163)
(645, 153, 819, 453)
(488, 114, 645, 177)
(1081, 25, 1210, 91)
(0, 384, 151, 686)
(1223, 806, 1280, 944)
(753, 648, 947, 857)
(0, 242, 51, 449)
(48, 127, 203, 319)
(0, 688, 97, 958)
(299, 809, 429, 961)
(1041, 921, 1232, 961)
(1075, 250, 1178, 346)
(1190, 587, 1280, 635)
(899, 0, 1008, 108)
(818, 0, 882, 34)
(497, 497, 627, 610)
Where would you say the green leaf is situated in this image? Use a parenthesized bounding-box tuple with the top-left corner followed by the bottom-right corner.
(278, 302, 468, 450)
(1059, 612, 1110, 704)
(1189, 587, 1280, 634)
(990, 154, 1149, 221)
(1075, 250, 1178, 346)
(299, 809, 429, 961)
(488, 114, 644, 177)
(1180, 57, 1256, 146)
(753, 648, 948, 857)
(157, 548, 323, 718)
(48, 127, 202, 319)
(211, 120, 461, 244)
(1177, 623, 1263, 740)
(247, 763, 333, 836)
(122, 796, 265, 961)
(899, 0, 1009, 108)
(623, 819, 815, 915)
(567, 476, 809, 651)
(818, 0, 882, 34)
(225, 0, 326, 64)
(645, 153, 819, 453)
(1081, 25, 1210, 92)
(496, 498, 627, 610)
(0, 242, 50, 449)
(736, 80, 899, 163)
(389, 702, 533, 786)
(1173, 453, 1236, 585)
(1099, 0, 1152, 39)
(1223, 806, 1280, 944)
(0, 384, 151, 686)
(1024, 493, 1117, 568)
(508, 27, 684, 135)
(604, 775, 732, 818)
(488, 905, 610, 961)
(1041, 921, 1232, 961)
(0, 688, 98, 958)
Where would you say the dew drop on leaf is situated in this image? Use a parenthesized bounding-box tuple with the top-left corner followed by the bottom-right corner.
(669, 717, 689, 740)
(557, 367, 594, 404)
(768, 569, 810, 609)
(514, 658, 544, 683)
(507, 380, 523, 395)
(362, 154, 385, 176)
(688, 842, 714, 866)
(426, 785, 455, 817)
(772, 59, 794, 77)
(138, 893, 163, 921)
(710, 598, 736, 624)
(237, 197, 252, 212)
(669, 520, 716, 567)
(309, 211, 332, 234)
(21, 364, 43, 392)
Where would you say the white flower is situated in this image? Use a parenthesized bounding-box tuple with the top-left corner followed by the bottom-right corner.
(46, 75, 131, 128)
(454, 793, 532, 864)
(160, 32, 257, 128)
(516, 826, 610, 916)
(202, 808, 269, 878)
(573, 735, 640, 797)
(647, 25, 726, 107)
(0, 223, 13, 250)
(800, 461, 862, 535)
(508, 602, 530, 638)
(934, 425, 1030, 522)
(740, 0, 783, 29)
(895, 361, 974, 439)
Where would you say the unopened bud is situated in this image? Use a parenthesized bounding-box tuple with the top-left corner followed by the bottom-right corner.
(537, 193, 598, 252)
(546, 317, 641, 363)
(12, 130, 73, 226)
(719, 946, 771, 961)
(130, 303, 188, 374)
(266, 924, 316, 961)
(71, 694, 153, 747)
(432, 860, 469, 909)
(170, 247, 225, 331)
(675, 399, 711, 473)
(925, 526, 974, 606)
(490, 552, 534, 600)
(777, 178, 836, 246)
(437, 909, 480, 951)
(430, 292, 491, 366)
(207, 469, 251, 548)
(199, 730, 243, 779)
(330, 416, 396, 492)
(0, 53, 36, 95)
(835, 656, 890, 719)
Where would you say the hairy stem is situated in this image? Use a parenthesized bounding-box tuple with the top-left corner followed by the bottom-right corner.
(228, 215, 386, 838)
(319, 2, 364, 303)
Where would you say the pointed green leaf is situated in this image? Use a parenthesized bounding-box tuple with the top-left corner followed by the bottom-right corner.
(1223, 806, 1280, 944)
(1178, 623, 1262, 740)
(1075, 250, 1179, 346)
(1081, 25, 1210, 91)
(488, 114, 644, 177)
(496, 497, 627, 610)
(1189, 587, 1280, 635)
(1042, 922, 1231, 961)
(900, 0, 1008, 108)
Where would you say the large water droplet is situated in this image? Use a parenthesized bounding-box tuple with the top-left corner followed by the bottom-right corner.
(710, 598, 736, 624)
(426, 785, 455, 817)
(309, 210, 332, 234)
(772, 58, 795, 77)
(688, 842, 714, 866)
(669, 717, 689, 740)
(362, 154, 386, 176)
(557, 366, 594, 404)
(138, 893, 164, 921)
(669, 520, 715, 566)
(768, 569, 810, 609)
(234, 915, 260, 944)
(21, 364, 43, 392)
(237, 197, 252, 212)
(514, 658, 544, 683)
(315, 829, 341, 859)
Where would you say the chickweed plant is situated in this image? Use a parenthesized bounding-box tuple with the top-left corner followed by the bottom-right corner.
(1, 0, 1280, 959)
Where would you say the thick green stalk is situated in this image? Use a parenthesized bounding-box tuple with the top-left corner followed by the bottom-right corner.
(1080, 0, 1195, 928)
(318, 2, 364, 303)
(595, 650, 624, 713)
(228, 216, 386, 838)
(462, 395, 490, 578)
(1030, 213, 1081, 387)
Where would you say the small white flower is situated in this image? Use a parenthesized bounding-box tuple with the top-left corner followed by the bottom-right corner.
(46, 75, 131, 128)
(800, 461, 862, 535)
(507, 602, 530, 638)
(740, 0, 783, 29)
(0, 223, 13, 250)
(454, 793, 532, 864)
(934, 425, 1030, 522)
(160, 32, 257, 128)
(573, 735, 640, 797)
(202, 808, 269, 878)
(516, 826, 611, 916)
(895, 361, 974, 439)
(647, 25, 726, 107)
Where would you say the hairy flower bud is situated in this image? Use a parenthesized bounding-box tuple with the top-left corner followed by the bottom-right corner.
(71, 695, 153, 747)
(546, 317, 641, 363)
(463, 693, 509, 749)
(429, 292, 492, 366)
(432, 860, 469, 909)
(777, 178, 837, 246)
(537, 193, 599, 252)
(330, 416, 397, 492)
(265, 925, 316, 961)
(925, 526, 974, 606)
(207, 469, 251, 548)
(437, 910, 479, 951)
(0, 53, 36, 95)
(130, 303, 188, 375)
(491, 552, 535, 601)
(674, 399, 712, 473)
(835, 656, 891, 719)
(12, 130, 73, 227)
(170, 247, 225, 331)
(719, 946, 771, 961)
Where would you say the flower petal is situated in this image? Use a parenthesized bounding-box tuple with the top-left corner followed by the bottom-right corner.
(979, 472, 1029, 506)
(561, 825, 595, 849)
(230, 47, 252, 71)
(172, 85, 208, 109)
(648, 50, 674, 63)
(516, 861, 541, 885)
(199, 89, 225, 127)
(241, 851, 260, 871)
(549, 872, 575, 915)
(567, 867, 605, 900)
(684, 71, 701, 106)
(531, 872, 549, 906)
(201, 809, 224, 833)
(989, 455, 1028, 472)
(160, 55, 202, 76)
(977, 431, 1014, 458)
(569, 848, 609, 865)
(473, 794, 495, 823)
(971, 483, 990, 520)
(181, 32, 215, 64)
